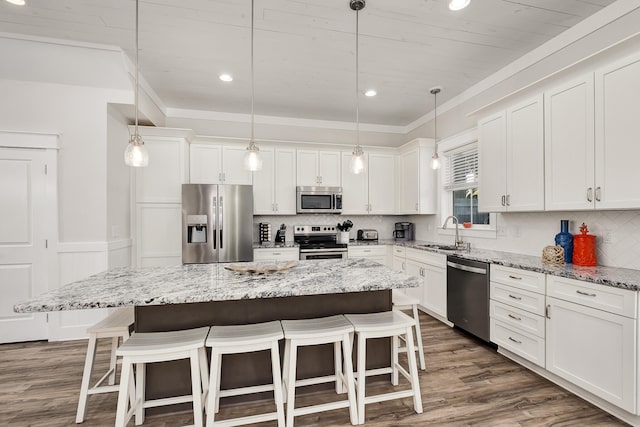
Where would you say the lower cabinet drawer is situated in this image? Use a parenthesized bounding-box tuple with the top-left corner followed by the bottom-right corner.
(348, 245, 387, 257)
(491, 318, 545, 368)
(490, 300, 545, 338)
(491, 282, 546, 316)
(253, 248, 299, 261)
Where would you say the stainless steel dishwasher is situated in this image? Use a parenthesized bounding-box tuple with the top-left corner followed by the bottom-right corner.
(447, 255, 491, 342)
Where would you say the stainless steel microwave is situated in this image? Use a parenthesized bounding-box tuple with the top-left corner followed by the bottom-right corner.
(296, 186, 342, 214)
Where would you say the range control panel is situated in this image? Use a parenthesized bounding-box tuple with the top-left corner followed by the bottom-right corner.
(294, 225, 337, 235)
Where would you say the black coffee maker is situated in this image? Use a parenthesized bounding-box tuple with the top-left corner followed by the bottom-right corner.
(393, 222, 414, 241)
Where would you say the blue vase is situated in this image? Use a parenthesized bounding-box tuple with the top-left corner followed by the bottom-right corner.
(555, 220, 573, 263)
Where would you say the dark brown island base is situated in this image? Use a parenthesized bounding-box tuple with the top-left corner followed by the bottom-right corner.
(136, 290, 392, 413)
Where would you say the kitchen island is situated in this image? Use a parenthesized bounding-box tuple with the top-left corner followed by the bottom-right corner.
(15, 258, 419, 408)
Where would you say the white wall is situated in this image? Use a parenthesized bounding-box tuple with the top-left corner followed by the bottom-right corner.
(107, 105, 132, 243)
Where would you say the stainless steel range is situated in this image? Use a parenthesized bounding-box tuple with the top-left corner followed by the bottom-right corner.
(294, 225, 348, 260)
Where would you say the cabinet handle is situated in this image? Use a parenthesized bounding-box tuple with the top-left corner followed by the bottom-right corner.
(273, 252, 281, 255)
(595, 186, 602, 202)
(587, 187, 593, 202)
(501, 195, 505, 206)
(576, 290, 597, 297)
(415, 203, 419, 211)
(363, 250, 371, 253)
(275, 203, 279, 212)
(402, 262, 406, 270)
(508, 336, 522, 344)
(508, 275, 522, 280)
(506, 194, 511, 206)
(545, 304, 551, 319)
(507, 313, 522, 321)
(508, 294, 522, 301)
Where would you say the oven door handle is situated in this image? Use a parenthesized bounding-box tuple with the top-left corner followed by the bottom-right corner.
(300, 248, 347, 253)
(447, 261, 487, 275)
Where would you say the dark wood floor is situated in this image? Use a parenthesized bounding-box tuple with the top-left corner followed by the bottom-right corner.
(0, 312, 627, 426)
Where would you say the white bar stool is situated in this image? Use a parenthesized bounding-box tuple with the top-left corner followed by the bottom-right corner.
(392, 290, 426, 370)
(76, 307, 134, 423)
(114, 326, 210, 427)
(205, 320, 285, 427)
(344, 311, 423, 425)
(281, 315, 358, 427)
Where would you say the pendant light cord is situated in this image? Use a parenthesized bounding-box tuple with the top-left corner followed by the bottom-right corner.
(433, 89, 437, 144)
(134, 0, 140, 138)
(355, 8, 360, 148)
(250, 0, 255, 146)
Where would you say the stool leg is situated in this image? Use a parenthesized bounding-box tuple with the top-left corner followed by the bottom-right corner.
(356, 333, 366, 425)
(115, 359, 133, 427)
(412, 305, 426, 370)
(199, 347, 209, 410)
(285, 341, 298, 427)
(270, 341, 286, 427)
(391, 335, 399, 386)
(341, 332, 358, 426)
(190, 349, 204, 427)
(109, 336, 119, 385)
(76, 333, 98, 423)
(206, 350, 220, 427)
(334, 341, 344, 394)
(404, 326, 423, 414)
(135, 363, 145, 425)
(214, 354, 222, 413)
(282, 339, 290, 404)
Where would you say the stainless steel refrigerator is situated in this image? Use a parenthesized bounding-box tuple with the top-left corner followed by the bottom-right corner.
(182, 184, 254, 264)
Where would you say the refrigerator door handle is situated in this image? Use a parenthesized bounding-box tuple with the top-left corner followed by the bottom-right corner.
(212, 196, 217, 249)
(219, 196, 223, 249)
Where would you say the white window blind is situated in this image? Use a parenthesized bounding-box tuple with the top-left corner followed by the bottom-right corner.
(443, 143, 478, 191)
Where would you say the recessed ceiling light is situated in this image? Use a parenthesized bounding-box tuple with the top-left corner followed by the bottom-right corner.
(364, 89, 377, 97)
(449, 0, 470, 11)
(5, 0, 26, 5)
(219, 74, 233, 82)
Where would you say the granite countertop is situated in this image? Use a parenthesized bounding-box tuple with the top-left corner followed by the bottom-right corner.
(14, 258, 419, 313)
(253, 242, 299, 249)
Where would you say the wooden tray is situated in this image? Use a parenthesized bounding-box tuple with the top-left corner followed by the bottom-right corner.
(224, 260, 297, 274)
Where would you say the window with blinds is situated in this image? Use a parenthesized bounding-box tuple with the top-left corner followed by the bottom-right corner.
(443, 144, 478, 191)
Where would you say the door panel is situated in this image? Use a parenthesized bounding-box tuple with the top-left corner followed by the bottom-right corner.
(0, 148, 48, 343)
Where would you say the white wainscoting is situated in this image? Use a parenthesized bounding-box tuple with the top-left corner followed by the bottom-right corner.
(48, 239, 131, 341)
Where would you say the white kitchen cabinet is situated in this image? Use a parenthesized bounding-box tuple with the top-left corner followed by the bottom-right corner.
(478, 95, 544, 212)
(544, 75, 595, 211)
(136, 203, 182, 267)
(404, 259, 424, 304)
(190, 143, 252, 185)
(253, 247, 299, 262)
(594, 53, 640, 209)
(134, 129, 190, 204)
(253, 147, 296, 215)
(489, 265, 546, 368)
(340, 152, 396, 215)
(296, 150, 340, 187)
(405, 249, 447, 320)
(398, 139, 436, 214)
(348, 245, 389, 267)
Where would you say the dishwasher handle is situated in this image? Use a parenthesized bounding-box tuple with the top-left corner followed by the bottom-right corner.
(447, 261, 487, 275)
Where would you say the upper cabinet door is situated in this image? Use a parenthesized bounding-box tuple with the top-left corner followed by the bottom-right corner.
(595, 54, 640, 209)
(506, 95, 544, 211)
(274, 148, 297, 214)
(296, 150, 319, 186)
(368, 153, 396, 215)
(545, 75, 595, 211)
(340, 151, 368, 215)
(137, 137, 189, 203)
(399, 148, 419, 214)
(190, 144, 222, 184)
(252, 148, 275, 215)
(318, 151, 341, 187)
(222, 146, 253, 185)
(478, 111, 507, 213)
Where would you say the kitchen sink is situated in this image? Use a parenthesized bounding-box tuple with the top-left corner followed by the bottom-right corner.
(416, 244, 461, 251)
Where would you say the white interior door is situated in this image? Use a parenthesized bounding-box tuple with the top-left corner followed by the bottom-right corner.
(0, 148, 48, 343)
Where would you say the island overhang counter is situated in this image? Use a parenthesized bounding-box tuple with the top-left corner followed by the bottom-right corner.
(14, 258, 420, 409)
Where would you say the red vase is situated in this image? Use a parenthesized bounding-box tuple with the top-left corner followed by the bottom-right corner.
(572, 223, 597, 266)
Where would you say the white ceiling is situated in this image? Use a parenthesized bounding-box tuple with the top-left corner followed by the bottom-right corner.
(0, 0, 616, 126)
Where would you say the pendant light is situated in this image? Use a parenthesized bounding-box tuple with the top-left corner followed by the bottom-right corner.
(244, 0, 263, 171)
(124, 0, 149, 167)
(349, 0, 365, 175)
(430, 87, 442, 170)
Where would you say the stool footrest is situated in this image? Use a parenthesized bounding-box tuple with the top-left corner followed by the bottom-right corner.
(293, 400, 351, 417)
(364, 389, 415, 405)
(142, 394, 194, 409)
(295, 374, 339, 388)
(219, 383, 274, 398)
(87, 384, 120, 395)
(210, 411, 281, 427)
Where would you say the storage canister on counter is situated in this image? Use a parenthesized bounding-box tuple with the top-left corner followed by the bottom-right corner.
(572, 222, 597, 266)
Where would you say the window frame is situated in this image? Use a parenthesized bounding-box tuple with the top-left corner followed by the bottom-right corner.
(436, 129, 497, 239)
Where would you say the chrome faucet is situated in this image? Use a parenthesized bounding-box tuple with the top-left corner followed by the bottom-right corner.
(442, 215, 465, 249)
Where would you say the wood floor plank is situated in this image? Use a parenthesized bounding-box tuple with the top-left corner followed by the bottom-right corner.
(0, 312, 627, 426)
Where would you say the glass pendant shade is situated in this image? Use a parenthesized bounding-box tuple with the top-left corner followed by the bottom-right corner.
(431, 153, 441, 170)
(350, 146, 365, 174)
(124, 134, 149, 167)
(449, 0, 470, 11)
(244, 142, 262, 171)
